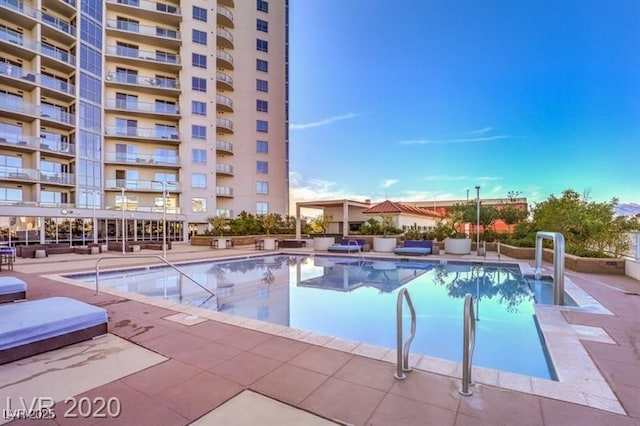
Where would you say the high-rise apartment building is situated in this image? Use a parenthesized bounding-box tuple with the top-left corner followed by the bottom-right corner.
(0, 0, 289, 245)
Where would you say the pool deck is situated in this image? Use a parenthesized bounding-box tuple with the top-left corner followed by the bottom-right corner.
(2, 242, 639, 425)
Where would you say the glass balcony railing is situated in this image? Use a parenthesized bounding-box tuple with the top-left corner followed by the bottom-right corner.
(216, 118, 233, 131)
(216, 71, 233, 88)
(0, 166, 38, 181)
(216, 50, 233, 66)
(106, 0, 181, 16)
(106, 19, 179, 40)
(0, 28, 75, 65)
(105, 45, 180, 65)
(216, 186, 234, 197)
(0, 97, 37, 116)
(105, 152, 179, 165)
(216, 27, 233, 44)
(40, 106, 75, 125)
(0, 63, 75, 95)
(41, 11, 76, 36)
(0, 132, 39, 149)
(40, 171, 75, 185)
(106, 70, 179, 89)
(105, 99, 179, 115)
(105, 125, 179, 140)
(106, 179, 180, 191)
(216, 164, 234, 175)
(216, 140, 233, 153)
(216, 94, 233, 109)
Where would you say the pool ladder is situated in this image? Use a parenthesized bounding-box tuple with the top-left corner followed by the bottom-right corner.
(394, 288, 416, 380)
(347, 239, 365, 263)
(459, 293, 476, 396)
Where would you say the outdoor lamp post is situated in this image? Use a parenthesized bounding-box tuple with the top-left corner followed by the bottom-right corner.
(475, 186, 481, 255)
(151, 180, 167, 259)
(112, 187, 126, 255)
(92, 189, 101, 244)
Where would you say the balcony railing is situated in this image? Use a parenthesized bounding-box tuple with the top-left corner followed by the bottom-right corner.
(0, 63, 75, 95)
(106, 179, 180, 191)
(40, 171, 75, 185)
(216, 27, 233, 46)
(106, 19, 180, 40)
(216, 94, 233, 110)
(0, 98, 38, 116)
(105, 0, 181, 16)
(216, 118, 233, 132)
(106, 70, 179, 89)
(216, 140, 233, 153)
(0, 28, 75, 65)
(105, 125, 179, 140)
(40, 106, 75, 125)
(216, 186, 233, 197)
(105, 152, 179, 165)
(105, 99, 179, 115)
(105, 45, 180, 65)
(216, 163, 234, 174)
(217, 5, 234, 25)
(216, 50, 233, 66)
(39, 139, 75, 155)
(0, 133, 38, 149)
(0, 166, 38, 181)
(216, 71, 233, 89)
(41, 11, 76, 36)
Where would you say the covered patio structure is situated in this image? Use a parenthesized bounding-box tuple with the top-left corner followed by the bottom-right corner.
(295, 199, 373, 239)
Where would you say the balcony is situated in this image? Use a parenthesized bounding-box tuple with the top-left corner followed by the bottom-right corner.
(105, 125, 180, 142)
(216, 72, 233, 91)
(105, 99, 180, 118)
(39, 106, 75, 129)
(105, 179, 181, 192)
(105, 70, 180, 94)
(0, 98, 38, 122)
(39, 139, 75, 156)
(105, 45, 181, 71)
(216, 28, 233, 49)
(0, 133, 38, 153)
(104, 152, 179, 166)
(217, 5, 234, 28)
(0, 166, 38, 183)
(216, 118, 233, 134)
(218, 0, 234, 8)
(40, 171, 75, 186)
(0, 28, 75, 70)
(216, 163, 234, 176)
(105, 0, 182, 26)
(216, 94, 233, 113)
(106, 19, 180, 47)
(41, 11, 76, 44)
(216, 186, 234, 198)
(0, 0, 38, 30)
(216, 50, 234, 70)
(216, 140, 233, 155)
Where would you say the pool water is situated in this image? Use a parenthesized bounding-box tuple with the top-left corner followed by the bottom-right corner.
(72, 255, 557, 379)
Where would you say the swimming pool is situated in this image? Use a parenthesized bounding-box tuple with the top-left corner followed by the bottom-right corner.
(71, 255, 557, 379)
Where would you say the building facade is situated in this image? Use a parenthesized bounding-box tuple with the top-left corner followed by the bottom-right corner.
(0, 0, 289, 246)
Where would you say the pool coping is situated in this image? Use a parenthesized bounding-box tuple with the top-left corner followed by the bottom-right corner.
(47, 255, 625, 416)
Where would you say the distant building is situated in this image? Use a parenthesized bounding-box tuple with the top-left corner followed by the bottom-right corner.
(362, 200, 441, 231)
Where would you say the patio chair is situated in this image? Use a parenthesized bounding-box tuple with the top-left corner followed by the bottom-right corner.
(0, 297, 108, 364)
(0, 276, 26, 303)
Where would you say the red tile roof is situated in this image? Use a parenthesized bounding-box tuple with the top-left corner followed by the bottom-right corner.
(362, 200, 442, 218)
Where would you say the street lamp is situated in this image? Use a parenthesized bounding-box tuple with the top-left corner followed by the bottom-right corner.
(92, 189, 101, 244)
(111, 187, 126, 255)
(475, 186, 481, 256)
(152, 180, 167, 259)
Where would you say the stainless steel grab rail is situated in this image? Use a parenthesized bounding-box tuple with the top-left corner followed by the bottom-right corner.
(534, 231, 565, 305)
(94, 255, 215, 298)
(459, 293, 476, 396)
(394, 288, 416, 380)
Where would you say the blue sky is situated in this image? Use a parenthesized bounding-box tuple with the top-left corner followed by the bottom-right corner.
(287, 0, 640, 210)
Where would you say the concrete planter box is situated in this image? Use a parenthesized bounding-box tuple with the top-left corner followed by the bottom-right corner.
(444, 238, 471, 255)
(263, 237, 277, 250)
(313, 237, 336, 251)
(373, 237, 397, 253)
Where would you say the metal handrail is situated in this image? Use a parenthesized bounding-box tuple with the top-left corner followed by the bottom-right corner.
(534, 231, 565, 305)
(347, 239, 364, 262)
(94, 255, 215, 298)
(459, 293, 476, 396)
(394, 288, 417, 380)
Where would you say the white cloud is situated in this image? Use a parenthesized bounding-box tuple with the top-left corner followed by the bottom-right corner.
(420, 175, 503, 182)
(288, 172, 371, 212)
(399, 135, 510, 145)
(289, 113, 361, 130)
(381, 179, 398, 188)
(469, 127, 492, 134)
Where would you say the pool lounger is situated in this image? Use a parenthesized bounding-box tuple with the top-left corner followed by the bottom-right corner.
(327, 238, 367, 253)
(0, 276, 27, 303)
(394, 240, 433, 256)
(0, 297, 108, 365)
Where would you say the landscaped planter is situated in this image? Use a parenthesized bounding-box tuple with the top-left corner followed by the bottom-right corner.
(373, 237, 397, 253)
(313, 237, 336, 251)
(263, 237, 277, 250)
(444, 238, 471, 255)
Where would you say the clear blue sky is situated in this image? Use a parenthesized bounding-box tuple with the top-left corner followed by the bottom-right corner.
(287, 0, 640, 210)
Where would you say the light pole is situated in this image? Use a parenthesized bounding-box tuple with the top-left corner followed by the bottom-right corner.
(475, 186, 481, 255)
(92, 189, 101, 244)
(152, 180, 167, 259)
(113, 187, 126, 255)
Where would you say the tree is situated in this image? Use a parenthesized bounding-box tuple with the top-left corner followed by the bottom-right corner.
(207, 215, 228, 237)
(311, 214, 332, 236)
(259, 213, 281, 236)
(229, 211, 261, 235)
(500, 205, 528, 238)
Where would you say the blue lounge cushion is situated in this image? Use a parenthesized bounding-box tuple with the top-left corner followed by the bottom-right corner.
(394, 240, 433, 256)
(0, 276, 26, 295)
(0, 297, 107, 350)
(327, 238, 367, 253)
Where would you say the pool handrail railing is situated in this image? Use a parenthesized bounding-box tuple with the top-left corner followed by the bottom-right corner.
(459, 293, 476, 396)
(534, 231, 565, 305)
(394, 287, 416, 380)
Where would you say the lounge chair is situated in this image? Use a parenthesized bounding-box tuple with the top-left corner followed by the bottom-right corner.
(0, 297, 108, 364)
(394, 240, 433, 256)
(0, 276, 26, 303)
(327, 238, 368, 253)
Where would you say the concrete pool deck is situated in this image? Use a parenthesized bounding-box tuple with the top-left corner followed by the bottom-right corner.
(1, 242, 639, 425)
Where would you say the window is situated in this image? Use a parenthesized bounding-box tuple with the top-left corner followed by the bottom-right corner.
(257, 19, 268, 32)
(192, 197, 207, 212)
(256, 202, 268, 215)
(256, 140, 268, 153)
(192, 173, 206, 188)
(257, 160, 268, 174)
(256, 120, 268, 133)
(192, 101, 206, 116)
(256, 59, 268, 72)
(257, 0, 269, 13)
(192, 125, 206, 139)
(256, 39, 268, 52)
(192, 149, 206, 164)
(256, 79, 268, 92)
(256, 181, 268, 194)
(192, 29, 207, 45)
(192, 53, 207, 68)
(256, 100, 268, 112)
(192, 77, 206, 92)
(193, 6, 207, 22)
